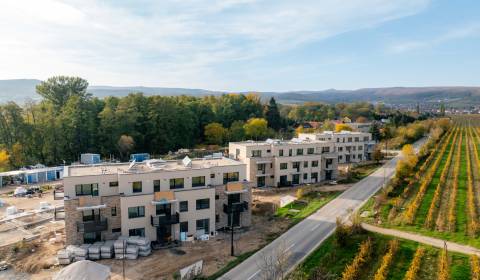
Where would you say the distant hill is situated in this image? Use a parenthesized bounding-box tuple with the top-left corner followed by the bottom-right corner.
(1, 79, 479, 107)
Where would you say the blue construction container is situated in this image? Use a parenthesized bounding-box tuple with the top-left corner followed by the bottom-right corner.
(81, 153, 101, 164)
(130, 153, 150, 162)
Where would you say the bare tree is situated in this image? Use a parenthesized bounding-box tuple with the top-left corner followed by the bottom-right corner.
(257, 240, 292, 280)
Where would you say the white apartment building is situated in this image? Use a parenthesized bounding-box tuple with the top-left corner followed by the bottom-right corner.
(298, 131, 375, 164)
(229, 138, 338, 188)
(63, 156, 251, 246)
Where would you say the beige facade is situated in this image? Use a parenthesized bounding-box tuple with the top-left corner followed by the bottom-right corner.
(229, 138, 338, 188)
(298, 131, 375, 164)
(63, 157, 251, 245)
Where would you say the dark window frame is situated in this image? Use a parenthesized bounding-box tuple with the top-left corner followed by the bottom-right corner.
(196, 198, 210, 210)
(128, 206, 145, 219)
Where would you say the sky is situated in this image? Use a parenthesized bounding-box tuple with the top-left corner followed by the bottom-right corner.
(0, 0, 479, 91)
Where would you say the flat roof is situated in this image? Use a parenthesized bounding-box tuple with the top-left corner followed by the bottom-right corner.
(66, 157, 243, 177)
(230, 138, 331, 147)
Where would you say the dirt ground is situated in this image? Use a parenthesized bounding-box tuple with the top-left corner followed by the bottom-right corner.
(0, 186, 63, 217)
(0, 184, 352, 280)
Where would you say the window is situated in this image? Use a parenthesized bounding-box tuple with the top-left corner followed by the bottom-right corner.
(303, 173, 308, 180)
(153, 180, 161, 192)
(210, 173, 215, 178)
(348, 137, 352, 142)
(180, 222, 188, 233)
(180, 201, 188, 212)
(251, 150, 262, 157)
(109, 181, 119, 187)
(215, 214, 219, 223)
(196, 198, 210, 210)
(364, 136, 369, 141)
(339, 155, 343, 160)
(322, 147, 330, 153)
(128, 206, 145, 219)
(192, 176, 205, 187)
(267, 149, 271, 153)
(303, 161, 308, 168)
(289, 149, 292, 156)
(196, 218, 210, 234)
(129, 228, 145, 237)
(280, 163, 288, 170)
(82, 210, 95, 222)
(296, 149, 303, 155)
(223, 172, 239, 184)
(279, 149, 284, 156)
(358, 146, 363, 150)
(111, 206, 117, 216)
(215, 194, 219, 200)
(75, 184, 99, 196)
(307, 148, 314, 154)
(338, 147, 343, 152)
(292, 162, 300, 171)
(257, 163, 266, 171)
(170, 178, 184, 189)
(112, 228, 121, 233)
(132, 181, 142, 193)
(311, 160, 319, 167)
(355, 137, 359, 142)
(311, 172, 318, 181)
(359, 154, 363, 160)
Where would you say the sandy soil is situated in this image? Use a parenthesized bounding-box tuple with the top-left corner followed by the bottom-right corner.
(0, 188, 63, 217)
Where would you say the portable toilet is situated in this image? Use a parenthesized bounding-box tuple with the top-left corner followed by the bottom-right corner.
(130, 153, 150, 162)
(80, 154, 101, 165)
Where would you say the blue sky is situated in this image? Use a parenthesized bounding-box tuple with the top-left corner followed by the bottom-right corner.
(0, 0, 479, 91)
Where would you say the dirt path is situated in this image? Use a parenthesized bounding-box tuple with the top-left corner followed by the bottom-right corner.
(362, 223, 480, 256)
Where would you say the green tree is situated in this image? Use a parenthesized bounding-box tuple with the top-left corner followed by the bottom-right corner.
(36, 76, 90, 108)
(244, 118, 269, 140)
(369, 122, 381, 141)
(117, 135, 135, 160)
(204, 122, 227, 145)
(265, 97, 282, 130)
(228, 121, 246, 142)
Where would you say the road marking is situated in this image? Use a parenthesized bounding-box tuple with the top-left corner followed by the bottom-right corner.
(247, 269, 261, 280)
(286, 243, 296, 251)
(310, 224, 320, 231)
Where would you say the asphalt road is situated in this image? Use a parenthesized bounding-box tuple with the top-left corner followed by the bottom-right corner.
(221, 138, 426, 280)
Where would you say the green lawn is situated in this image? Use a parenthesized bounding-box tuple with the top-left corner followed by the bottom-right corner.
(338, 162, 383, 184)
(291, 231, 471, 280)
(275, 191, 340, 224)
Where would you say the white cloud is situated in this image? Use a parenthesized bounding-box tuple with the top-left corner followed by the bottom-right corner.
(388, 22, 480, 53)
(0, 0, 431, 90)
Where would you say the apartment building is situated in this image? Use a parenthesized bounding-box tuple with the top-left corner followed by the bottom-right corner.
(298, 131, 375, 164)
(63, 156, 251, 246)
(229, 138, 338, 188)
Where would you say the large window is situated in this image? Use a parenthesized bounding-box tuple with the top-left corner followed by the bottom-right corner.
(128, 206, 145, 219)
(303, 161, 308, 168)
(296, 149, 303, 155)
(196, 218, 210, 234)
(170, 178, 184, 189)
(132, 181, 142, 193)
(280, 163, 288, 170)
(75, 183, 99, 196)
(307, 148, 314, 154)
(223, 172, 239, 184)
(251, 150, 262, 157)
(109, 181, 119, 187)
(292, 162, 300, 171)
(279, 149, 284, 156)
(192, 176, 205, 187)
(196, 198, 210, 210)
(129, 228, 145, 237)
(180, 201, 188, 212)
(111, 206, 117, 216)
(82, 210, 96, 222)
(153, 180, 161, 192)
(311, 160, 319, 167)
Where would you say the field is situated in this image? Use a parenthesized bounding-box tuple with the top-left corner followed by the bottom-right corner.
(362, 115, 480, 248)
(290, 230, 474, 280)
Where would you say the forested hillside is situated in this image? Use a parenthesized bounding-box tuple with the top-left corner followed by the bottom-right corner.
(0, 76, 420, 170)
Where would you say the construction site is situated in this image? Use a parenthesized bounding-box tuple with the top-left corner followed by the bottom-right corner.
(0, 181, 349, 279)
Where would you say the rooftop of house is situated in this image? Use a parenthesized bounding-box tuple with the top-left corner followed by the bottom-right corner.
(65, 156, 243, 177)
(229, 138, 331, 147)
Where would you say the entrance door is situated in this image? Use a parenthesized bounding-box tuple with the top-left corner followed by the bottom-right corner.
(157, 225, 172, 245)
(227, 194, 241, 227)
(345, 155, 351, 163)
(257, 176, 266, 187)
(292, 174, 300, 185)
(325, 170, 332, 181)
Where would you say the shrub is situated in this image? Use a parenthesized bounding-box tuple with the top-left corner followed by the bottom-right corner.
(373, 239, 399, 280)
(341, 238, 373, 280)
(404, 247, 425, 280)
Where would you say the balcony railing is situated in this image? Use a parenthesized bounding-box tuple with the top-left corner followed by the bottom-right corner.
(223, 201, 248, 214)
(77, 217, 108, 233)
(151, 212, 180, 227)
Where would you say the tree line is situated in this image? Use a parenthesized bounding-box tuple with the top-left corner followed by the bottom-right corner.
(0, 76, 428, 170)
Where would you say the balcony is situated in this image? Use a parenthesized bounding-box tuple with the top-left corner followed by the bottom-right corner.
(151, 212, 180, 227)
(223, 201, 248, 214)
(77, 217, 108, 233)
